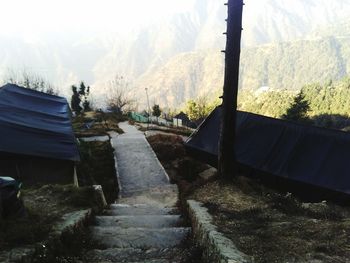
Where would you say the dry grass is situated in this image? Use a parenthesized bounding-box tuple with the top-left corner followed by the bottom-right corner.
(148, 133, 350, 262)
(147, 134, 185, 162)
(191, 178, 350, 263)
(0, 185, 94, 251)
(147, 134, 209, 194)
(72, 111, 125, 137)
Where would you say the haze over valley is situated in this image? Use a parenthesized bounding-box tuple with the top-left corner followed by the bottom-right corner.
(1, 0, 350, 109)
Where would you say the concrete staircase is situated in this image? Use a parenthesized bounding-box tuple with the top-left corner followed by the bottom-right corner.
(86, 197, 190, 262)
(86, 123, 191, 262)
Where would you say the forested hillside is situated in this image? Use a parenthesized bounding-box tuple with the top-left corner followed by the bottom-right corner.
(240, 36, 350, 90)
(238, 77, 350, 130)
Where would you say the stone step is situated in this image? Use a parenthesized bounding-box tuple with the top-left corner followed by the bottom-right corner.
(95, 215, 183, 228)
(104, 204, 177, 216)
(120, 184, 178, 197)
(118, 185, 179, 207)
(85, 247, 182, 263)
(127, 261, 171, 263)
(90, 226, 190, 249)
(116, 195, 177, 207)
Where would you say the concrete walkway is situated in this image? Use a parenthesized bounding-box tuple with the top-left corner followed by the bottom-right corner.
(110, 123, 171, 198)
(87, 122, 190, 263)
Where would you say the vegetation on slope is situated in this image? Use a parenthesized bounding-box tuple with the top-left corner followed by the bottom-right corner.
(133, 33, 350, 109)
(0, 185, 94, 251)
(237, 76, 350, 130)
(239, 36, 349, 90)
(77, 140, 118, 203)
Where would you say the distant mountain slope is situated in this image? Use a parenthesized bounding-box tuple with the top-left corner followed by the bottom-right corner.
(92, 0, 350, 108)
(2, 0, 350, 108)
(242, 0, 350, 46)
(134, 33, 350, 108)
(133, 50, 224, 108)
(240, 36, 350, 90)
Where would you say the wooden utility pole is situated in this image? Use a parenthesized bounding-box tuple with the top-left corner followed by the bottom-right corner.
(218, 0, 244, 178)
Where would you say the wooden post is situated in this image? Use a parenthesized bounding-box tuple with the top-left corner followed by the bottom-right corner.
(218, 0, 244, 178)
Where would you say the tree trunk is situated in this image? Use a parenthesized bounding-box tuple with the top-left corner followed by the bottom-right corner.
(218, 0, 244, 178)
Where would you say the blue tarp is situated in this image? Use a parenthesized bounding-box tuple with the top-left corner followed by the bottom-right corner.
(185, 106, 350, 195)
(0, 84, 80, 161)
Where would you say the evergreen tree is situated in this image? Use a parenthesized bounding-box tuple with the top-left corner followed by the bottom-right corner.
(71, 85, 82, 114)
(281, 91, 310, 123)
(70, 82, 92, 114)
(152, 104, 161, 121)
(79, 82, 91, 112)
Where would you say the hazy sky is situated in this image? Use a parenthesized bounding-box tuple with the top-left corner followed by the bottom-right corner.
(0, 0, 197, 36)
(1, 0, 350, 103)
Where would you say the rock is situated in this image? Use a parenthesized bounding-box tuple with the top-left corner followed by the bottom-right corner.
(199, 167, 217, 180)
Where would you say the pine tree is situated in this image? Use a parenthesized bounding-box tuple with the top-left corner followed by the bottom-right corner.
(70, 85, 82, 114)
(79, 82, 91, 112)
(281, 91, 310, 123)
(70, 82, 92, 114)
(152, 104, 161, 122)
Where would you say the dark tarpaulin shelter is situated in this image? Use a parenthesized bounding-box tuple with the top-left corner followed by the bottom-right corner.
(0, 84, 80, 185)
(185, 106, 350, 196)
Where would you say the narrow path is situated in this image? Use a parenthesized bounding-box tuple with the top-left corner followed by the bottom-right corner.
(86, 122, 191, 263)
(111, 123, 170, 197)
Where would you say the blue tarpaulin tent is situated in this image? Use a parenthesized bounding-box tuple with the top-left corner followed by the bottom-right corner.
(185, 106, 350, 197)
(0, 84, 80, 185)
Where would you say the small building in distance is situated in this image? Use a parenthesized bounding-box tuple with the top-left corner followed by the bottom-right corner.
(0, 84, 80, 186)
(174, 112, 197, 128)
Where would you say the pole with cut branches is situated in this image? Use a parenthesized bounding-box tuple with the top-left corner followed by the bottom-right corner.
(218, 0, 244, 178)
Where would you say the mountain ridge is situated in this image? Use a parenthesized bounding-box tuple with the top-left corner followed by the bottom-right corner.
(1, 0, 350, 108)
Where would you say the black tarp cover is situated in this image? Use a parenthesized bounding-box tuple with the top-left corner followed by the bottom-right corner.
(0, 84, 80, 161)
(185, 106, 350, 195)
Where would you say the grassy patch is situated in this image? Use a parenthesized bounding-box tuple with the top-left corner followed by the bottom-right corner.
(0, 184, 94, 251)
(148, 126, 193, 136)
(147, 133, 212, 216)
(77, 140, 117, 203)
(72, 111, 125, 137)
(147, 134, 208, 188)
(147, 134, 185, 162)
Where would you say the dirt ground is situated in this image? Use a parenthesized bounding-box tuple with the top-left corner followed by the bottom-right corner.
(148, 133, 350, 263)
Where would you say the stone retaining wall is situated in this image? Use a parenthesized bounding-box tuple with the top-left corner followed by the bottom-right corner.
(187, 200, 252, 263)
